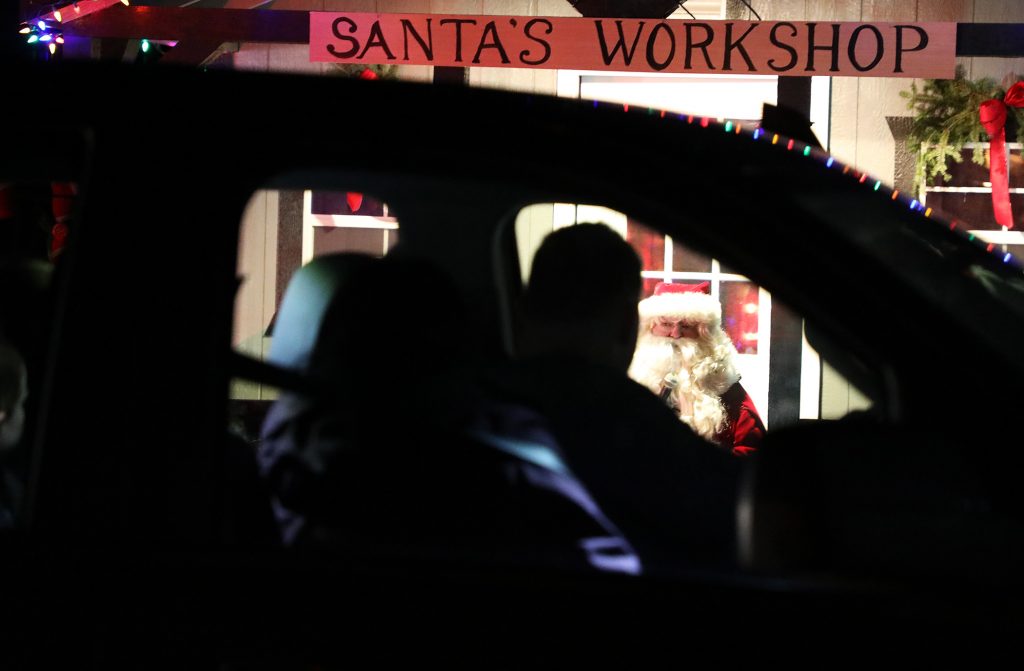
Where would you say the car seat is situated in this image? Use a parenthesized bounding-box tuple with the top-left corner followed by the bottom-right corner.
(257, 252, 642, 575)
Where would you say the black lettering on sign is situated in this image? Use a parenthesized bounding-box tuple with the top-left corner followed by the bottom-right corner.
(848, 24, 884, 72)
(328, 16, 359, 59)
(473, 21, 511, 64)
(595, 20, 645, 66)
(723, 22, 757, 71)
(440, 18, 477, 63)
(805, 23, 840, 72)
(894, 25, 928, 74)
(521, 18, 553, 65)
(684, 22, 715, 70)
(358, 20, 396, 60)
(401, 18, 433, 60)
(768, 22, 798, 71)
(646, 22, 675, 71)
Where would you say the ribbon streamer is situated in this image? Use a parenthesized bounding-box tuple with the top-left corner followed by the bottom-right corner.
(979, 82, 1024, 229)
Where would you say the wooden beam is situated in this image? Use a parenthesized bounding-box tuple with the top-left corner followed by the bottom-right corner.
(61, 6, 309, 43)
(61, 8, 1024, 58)
(159, 39, 227, 66)
(956, 23, 1024, 57)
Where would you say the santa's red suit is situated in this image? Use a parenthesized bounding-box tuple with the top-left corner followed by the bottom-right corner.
(628, 282, 765, 456)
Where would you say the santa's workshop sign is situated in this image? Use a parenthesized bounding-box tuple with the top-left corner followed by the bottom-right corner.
(310, 13, 955, 78)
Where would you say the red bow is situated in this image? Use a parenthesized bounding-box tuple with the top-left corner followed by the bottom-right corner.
(979, 82, 1024, 229)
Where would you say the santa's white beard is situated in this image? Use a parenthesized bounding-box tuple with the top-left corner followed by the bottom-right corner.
(629, 331, 739, 443)
(628, 334, 680, 395)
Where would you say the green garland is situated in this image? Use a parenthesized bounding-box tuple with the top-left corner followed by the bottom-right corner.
(329, 62, 399, 80)
(901, 66, 1024, 190)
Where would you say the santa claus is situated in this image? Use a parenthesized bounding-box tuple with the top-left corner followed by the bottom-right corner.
(628, 281, 765, 456)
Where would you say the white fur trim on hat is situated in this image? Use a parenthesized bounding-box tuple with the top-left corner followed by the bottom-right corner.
(638, 291, 721, 326)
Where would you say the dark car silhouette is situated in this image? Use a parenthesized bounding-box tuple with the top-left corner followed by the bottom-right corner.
(2, 58, 1023, 665)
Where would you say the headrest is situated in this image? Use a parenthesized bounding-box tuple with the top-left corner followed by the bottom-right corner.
(266, 253, 375, 373)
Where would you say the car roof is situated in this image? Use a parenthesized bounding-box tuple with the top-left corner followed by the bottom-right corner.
(5, 57, 1024, 652)
(5, 58, 1023, 407)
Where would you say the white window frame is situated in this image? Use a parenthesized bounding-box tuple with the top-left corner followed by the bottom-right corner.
(919, 142, 1024, 252)
(301, 189, 399, 264)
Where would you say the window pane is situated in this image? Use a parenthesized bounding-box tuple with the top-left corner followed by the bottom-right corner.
(719, 259, 742, 276)
(720, 281, 759, 355)
(672, 240, 712, 273)
(931, 146, 1024, 189)
(311, 191, 387, 217)
(924, 146, 1024, 230)
(625, 219, 664, 272)
(924, 191, 1020, 231)
(313, 227, 389, 257)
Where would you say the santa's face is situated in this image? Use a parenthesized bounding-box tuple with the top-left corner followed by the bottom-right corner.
(650, 316, 701, 340)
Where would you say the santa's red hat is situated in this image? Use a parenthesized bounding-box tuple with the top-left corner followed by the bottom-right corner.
(638, 281, 721, 326)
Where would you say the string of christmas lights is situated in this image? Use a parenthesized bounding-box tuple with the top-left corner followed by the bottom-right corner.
(17, 0, 131, 56)
(590, 98, 1020, 268)
(18, 18, 63, 55)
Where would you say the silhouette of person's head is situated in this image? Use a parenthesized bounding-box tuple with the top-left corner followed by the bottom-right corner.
(521, 223, 642, 372)
(310, 254, 469, 402)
